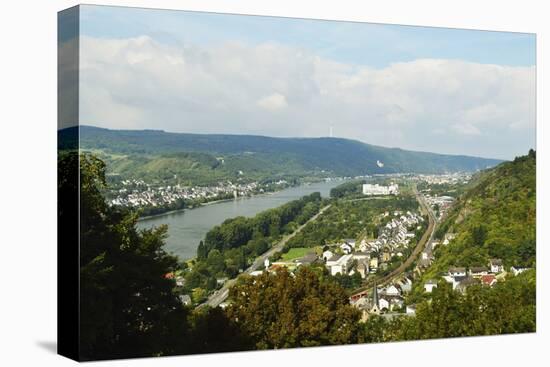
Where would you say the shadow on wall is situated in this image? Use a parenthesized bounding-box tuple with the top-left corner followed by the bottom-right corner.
(36, 341, 57, 354)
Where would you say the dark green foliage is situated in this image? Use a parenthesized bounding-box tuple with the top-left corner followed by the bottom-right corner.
(226, 267, 362, 349)
(330, 179, 366, 198)
(412, 151, 536, 298)
(432, 152, 536, 269)
(285, 196, 418, 249)
(139, 198, 187, 217)
(197, 240, 207, 260)
(332, 271, 363, 290)
(471, 225, 487, 247)
(202, 192, 322, 254)
(63, 152, 261, 359)
(186, 307, 253, 353)
(62, 152, 190, 360)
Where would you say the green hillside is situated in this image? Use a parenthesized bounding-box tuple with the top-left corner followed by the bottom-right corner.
(95, 151, 229, 184)
(88, 150, 307, 186)
(422, 150, 536, 281)
(61, 126, 503, 178)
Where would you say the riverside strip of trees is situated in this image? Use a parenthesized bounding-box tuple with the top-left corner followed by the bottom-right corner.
(183, 192, 324, 303)
(62, 151, 536, 360)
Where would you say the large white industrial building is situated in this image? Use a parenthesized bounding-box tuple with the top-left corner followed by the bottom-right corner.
(362, 183, 399, 196)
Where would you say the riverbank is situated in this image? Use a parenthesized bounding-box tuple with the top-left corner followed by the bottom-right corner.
(137, 184, 301, 222)
(136, 180, 345, 261)
(199, 202, 333, 308)
(137, 197, 235, 222)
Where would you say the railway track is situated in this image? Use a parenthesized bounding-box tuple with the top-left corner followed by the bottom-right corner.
(350, 188, 436, 301)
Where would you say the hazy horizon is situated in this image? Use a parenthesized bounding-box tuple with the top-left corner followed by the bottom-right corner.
(71, 124, 519, 161)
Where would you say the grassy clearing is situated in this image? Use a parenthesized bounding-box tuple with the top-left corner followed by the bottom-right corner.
(281, 247, 314, 261)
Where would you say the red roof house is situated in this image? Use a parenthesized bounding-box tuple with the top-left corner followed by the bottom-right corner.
(481, 274, 497, 287)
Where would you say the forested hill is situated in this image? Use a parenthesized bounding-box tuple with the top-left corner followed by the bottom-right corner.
(431, 150, 536, 272)
(63, 125, 502, 175)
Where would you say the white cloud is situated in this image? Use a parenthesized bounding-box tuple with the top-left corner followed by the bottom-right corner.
(257, 93, 288, 111)
(452, 123, 481, 136)
(79, 36, 535, 159)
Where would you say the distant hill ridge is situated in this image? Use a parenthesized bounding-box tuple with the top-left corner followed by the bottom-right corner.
(60, 125, 503, 175)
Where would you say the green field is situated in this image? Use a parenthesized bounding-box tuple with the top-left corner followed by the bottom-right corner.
(281, 247, 315, 261)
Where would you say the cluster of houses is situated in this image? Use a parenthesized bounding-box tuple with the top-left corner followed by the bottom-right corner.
(250, 211, 422, 283)
(108, 179, 265, 208)
(309, 211, 423, 279)
(424, 194, 455, 220)
(415, 173, 472, 185)
(351, 276, 415, 320)
(358, 211, 423, 273)
(323, 243, 370, 277)
(350, 256, 532, 321)
(424, 258, 531, 294)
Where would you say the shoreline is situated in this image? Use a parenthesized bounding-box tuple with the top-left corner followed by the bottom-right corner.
(136, 180, 332, 222)
(137, 186, 294, 222)
(137, 197, 236, 222)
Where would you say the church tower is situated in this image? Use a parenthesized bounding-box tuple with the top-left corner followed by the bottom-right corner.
(370, 282, 381, 315)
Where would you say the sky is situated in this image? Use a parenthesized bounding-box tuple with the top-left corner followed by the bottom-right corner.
(70, 5, 536, 160)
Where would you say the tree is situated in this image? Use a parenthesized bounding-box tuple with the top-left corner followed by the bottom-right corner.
(206, 249, 226, 275)
(187, 307, 252, 353)
(61, 152, 190, 360)
(383, 272, 536, 341)
(225, 267, 362, 349)
(197, 240, 207, 260)
(471, 225, 487, 247)
(192, 288, 207, 304)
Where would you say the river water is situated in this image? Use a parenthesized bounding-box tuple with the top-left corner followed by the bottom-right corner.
(137, 180, 343, 260)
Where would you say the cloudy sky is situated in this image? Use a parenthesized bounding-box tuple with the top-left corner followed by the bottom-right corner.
(74, 5, 535, 160)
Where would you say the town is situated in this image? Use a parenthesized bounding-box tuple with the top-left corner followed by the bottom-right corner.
(106, 178, 289, 211)
(257, 208, 423, 278)
(183, 174, 533, 325)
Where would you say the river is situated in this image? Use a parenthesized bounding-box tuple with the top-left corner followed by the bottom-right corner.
(137, 180, 344, 260)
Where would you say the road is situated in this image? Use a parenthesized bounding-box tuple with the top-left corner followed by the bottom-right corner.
(198, 203, 332, 308)
(350, 187, 436, 300)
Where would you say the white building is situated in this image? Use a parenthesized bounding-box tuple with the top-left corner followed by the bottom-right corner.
(344, 239, 357, 248)
(448, 267, 467, 277)
(442, 275, 460, 290)
(511, 266, 529, 276)
(397, 277, 412, 293)
(369, 257, 379, 273)
(424, 280, 438, 293)
(489, 259, 504, 273)
(340, 243, 353, 254)
(322, 250, 334, 261)
(379, 298, 390, 311)
(385, 284, 401, 297)
(352, 252, 370, 261)
(326, 254, 353, 276)
(406, 305, 417, 315)
(362, 183, 399, 196)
